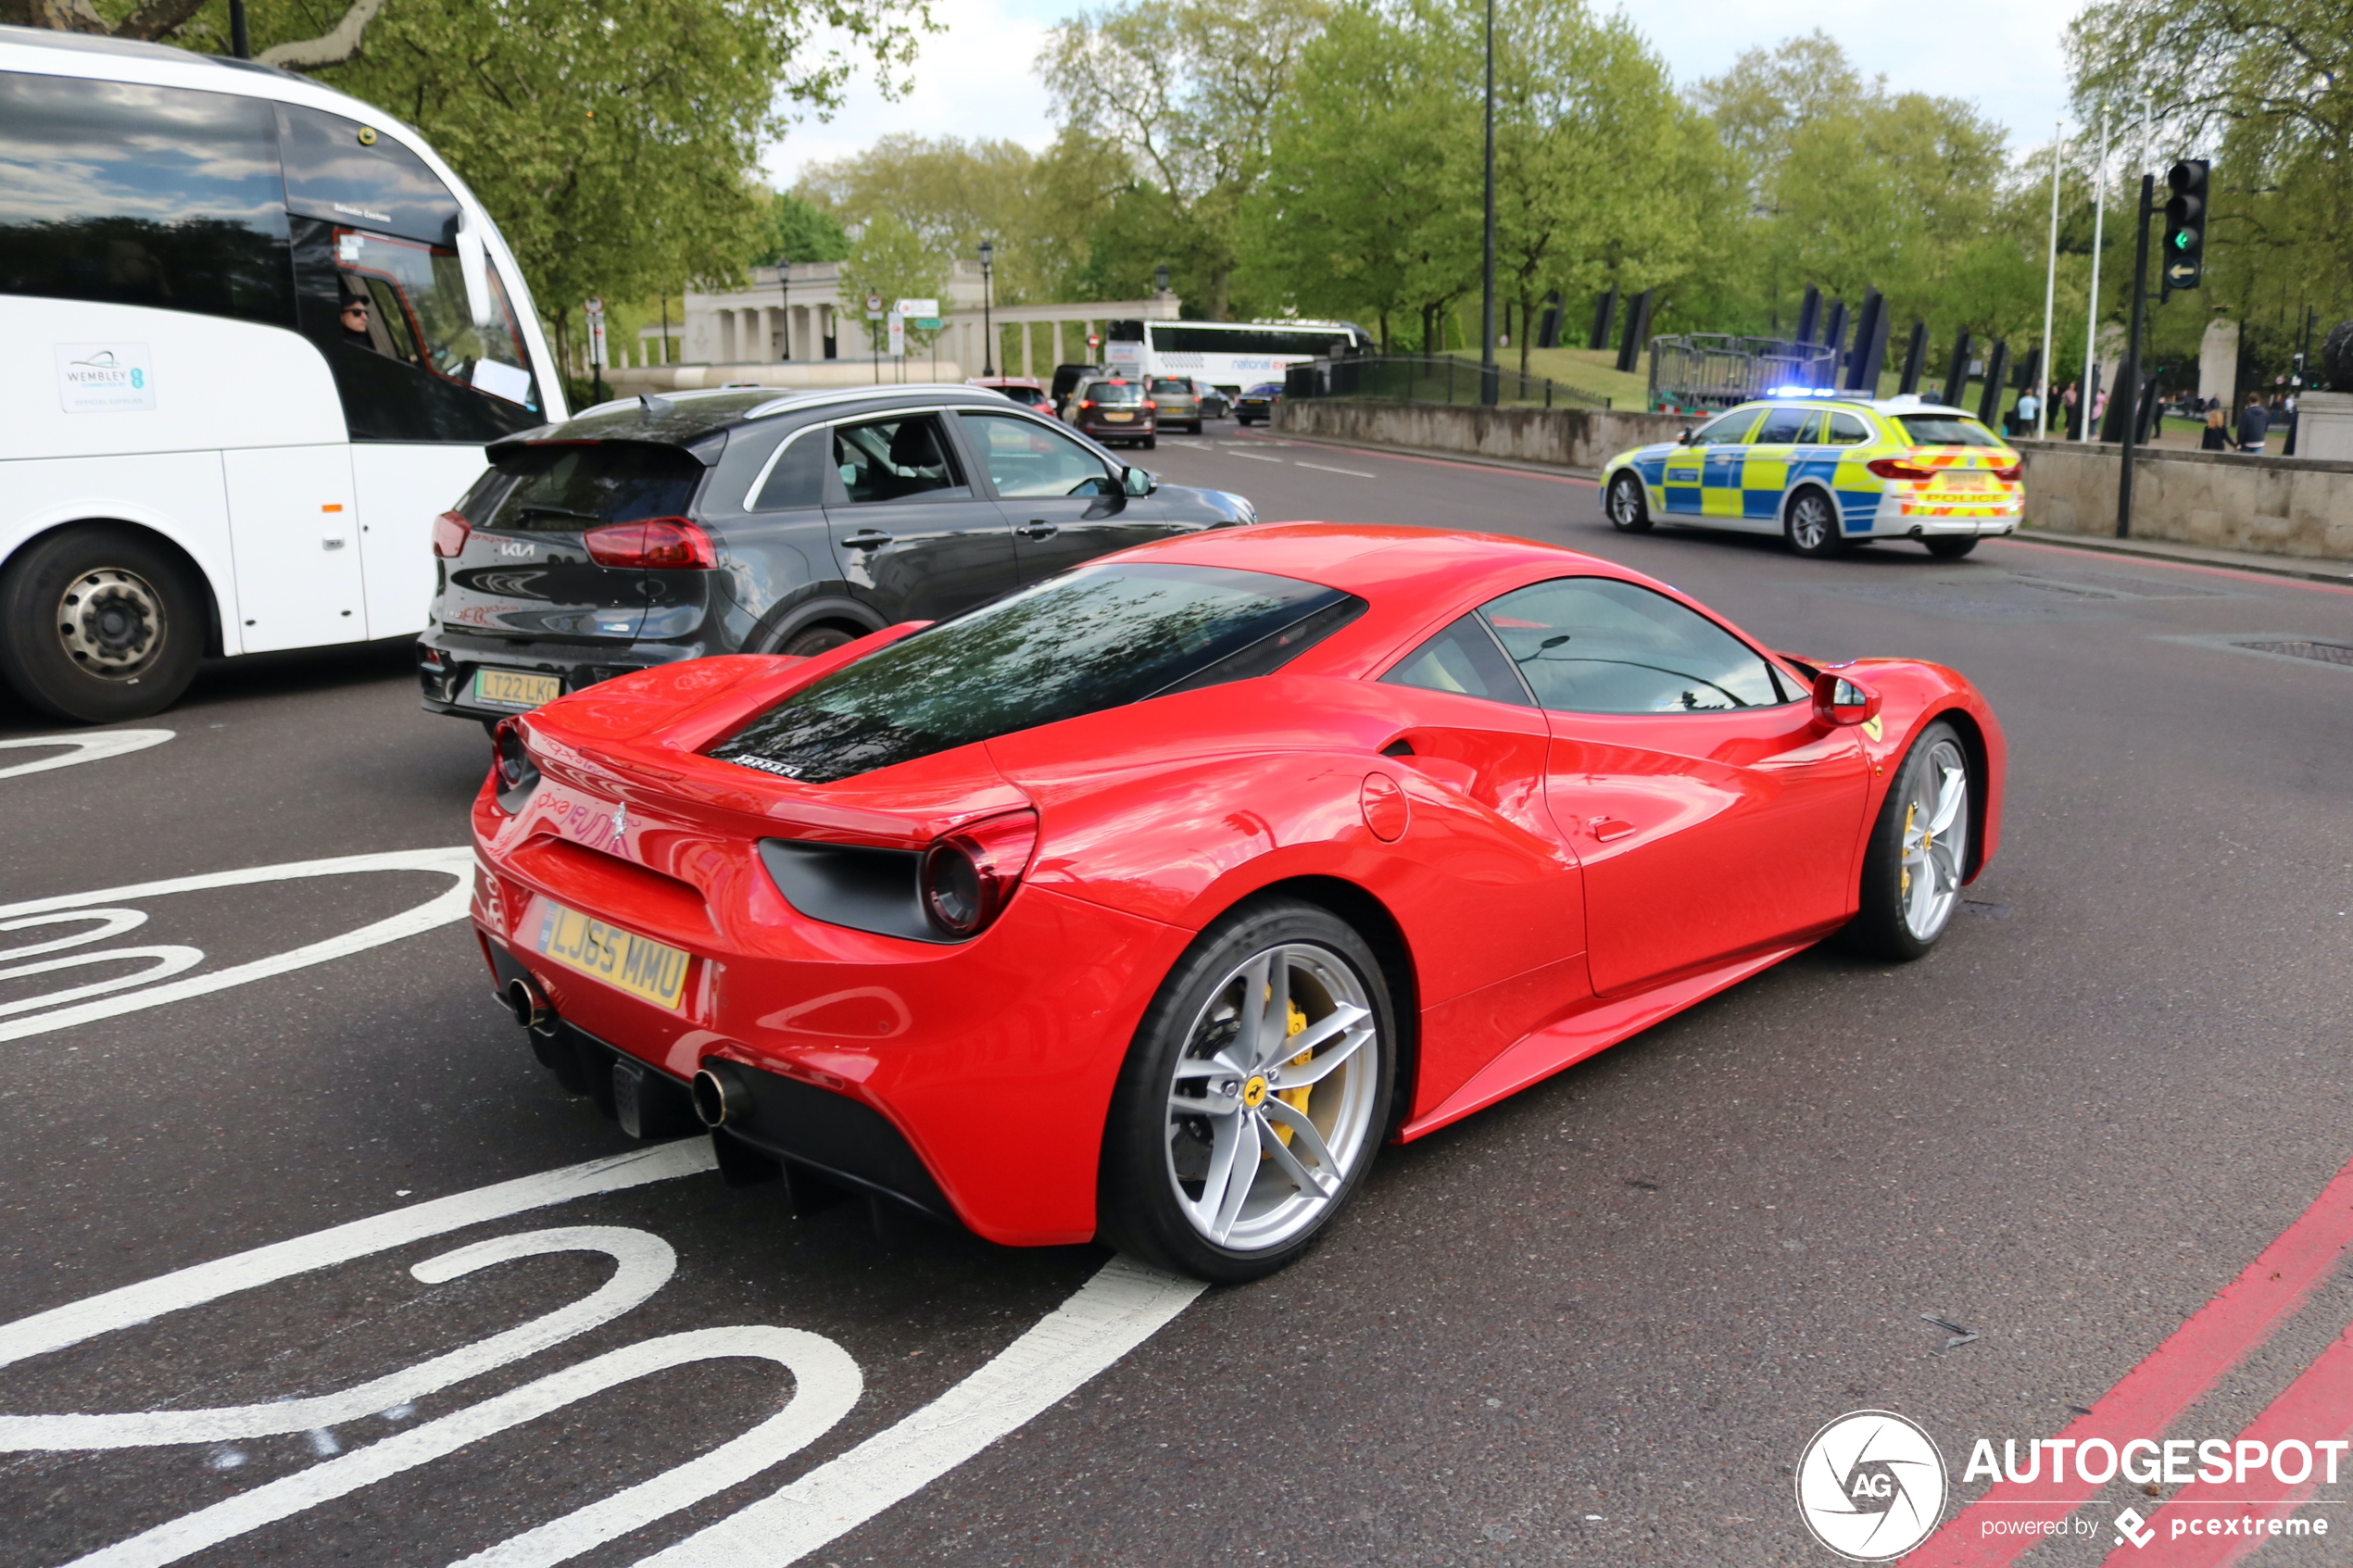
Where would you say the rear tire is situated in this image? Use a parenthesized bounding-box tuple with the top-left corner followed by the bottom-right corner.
(1842, 720, 1972, 960)
(1189, 420, 1203, 434)
(775, 623, 859, 659)
(1098, 898, 1396, 1284)
(1783, 487, 1848, 558)
(1606, 471, 1653, 533)
(1144, 436, 1158, 450)
(0, 524, 205, 723)
(1924, 536, 1979, 558)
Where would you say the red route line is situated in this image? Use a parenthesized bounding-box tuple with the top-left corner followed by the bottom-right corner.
(2099, 1319, 2353, 1565)
(1907, 1152, 2353, 1566)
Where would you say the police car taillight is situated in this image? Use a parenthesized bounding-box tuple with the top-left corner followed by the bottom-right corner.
(1866, 458, 1936, 481)
(1993, 462, 2022, 483)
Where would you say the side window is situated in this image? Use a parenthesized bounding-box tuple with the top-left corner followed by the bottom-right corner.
(1382, 616, 1532, 706)
(750, 429, 830, 510)
(958, 411, 1112, 497)
(329, 229, 539, 408)
(1689, 411, 1757, 445)
(278, 105, 460, 245)
(0, 71, 294, 327)
(1478, 577, 1787, 714)
(1825, 411, 1872, 445)
(1793, 411, 1828, 445)
(832, 415, 967, 506)
(1750, 407, 1813, 445)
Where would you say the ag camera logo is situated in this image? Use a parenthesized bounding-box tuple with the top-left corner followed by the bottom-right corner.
(1796, 1410, 1948, 1561)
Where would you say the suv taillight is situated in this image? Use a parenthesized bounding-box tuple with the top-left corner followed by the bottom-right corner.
(583, 517, 716, 570)
(432, 510, 471, 558)
(920, 809, 1039, 937)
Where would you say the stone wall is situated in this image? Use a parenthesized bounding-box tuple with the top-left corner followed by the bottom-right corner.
(1274, 396, 1688, 471)
(2014, 438, 2353, 559)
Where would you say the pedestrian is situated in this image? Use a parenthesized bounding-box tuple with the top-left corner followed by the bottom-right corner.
(2236, 392, 2270, 455)
(2016, 385, 2043, 434)
(2200, 406, 2229, 451)
(2061, 382, 2080, 438)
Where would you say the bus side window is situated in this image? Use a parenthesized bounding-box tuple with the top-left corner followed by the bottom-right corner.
(278, 105, 460, 245)
(0, 71, 295, 328)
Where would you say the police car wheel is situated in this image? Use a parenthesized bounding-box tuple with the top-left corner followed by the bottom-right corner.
(1924, 536, 1978, 558)
(1783, 489, 1847, 558)
(1606, 473, 1652, 533)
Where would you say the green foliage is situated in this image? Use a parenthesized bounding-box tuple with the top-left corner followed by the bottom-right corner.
(2069, 0, 2353, 382)
(758, 192, 851, 267)
(179, 0, 930, 384)
(837, 213, 952, 350)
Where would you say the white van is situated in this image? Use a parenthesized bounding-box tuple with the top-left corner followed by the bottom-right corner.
(0, 26, 565, 723)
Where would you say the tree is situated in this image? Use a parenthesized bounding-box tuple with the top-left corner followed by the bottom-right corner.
(836, 213, 951, 354)
(757, 192, 851, 269)
(2070, 0, 2353, 378)
(1040, 0, 1332, 317)
(0, 0, 384, 66)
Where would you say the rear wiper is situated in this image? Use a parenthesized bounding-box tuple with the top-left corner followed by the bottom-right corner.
(516, 506, 601, 524)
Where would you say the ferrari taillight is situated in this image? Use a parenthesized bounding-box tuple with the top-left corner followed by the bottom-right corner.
(921, 809, 1038, 938)
(1867, 458, 1936, 481)
(432, 510, 471, 558)
(584, 517, 716, 570)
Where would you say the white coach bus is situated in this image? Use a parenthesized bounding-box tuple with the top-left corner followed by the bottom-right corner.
(0, 26, 562, 723)
(1102, 318, 1372, 396)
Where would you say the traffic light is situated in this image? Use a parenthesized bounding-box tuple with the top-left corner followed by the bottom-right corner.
(2163, 159, 2208, 290)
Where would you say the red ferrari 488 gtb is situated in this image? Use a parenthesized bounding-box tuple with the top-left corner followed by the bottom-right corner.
(471, 524, 2003, 1281)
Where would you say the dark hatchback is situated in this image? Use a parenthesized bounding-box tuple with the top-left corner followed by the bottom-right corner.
(418, 384, 1259, 724)
(1235, 382, 1283, 425)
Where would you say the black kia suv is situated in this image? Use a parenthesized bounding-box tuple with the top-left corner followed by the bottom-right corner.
(418, 383, 1260, 724)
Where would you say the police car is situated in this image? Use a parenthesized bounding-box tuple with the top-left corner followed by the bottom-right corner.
(1600, 394, 2023, 559)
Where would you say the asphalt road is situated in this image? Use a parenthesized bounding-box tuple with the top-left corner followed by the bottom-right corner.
(5, 420, 2353, 1568)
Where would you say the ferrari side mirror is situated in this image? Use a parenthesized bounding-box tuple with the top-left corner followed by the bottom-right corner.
(1812, 670, 1882, 727)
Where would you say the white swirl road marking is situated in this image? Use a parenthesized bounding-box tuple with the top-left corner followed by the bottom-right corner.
(0, 729, 172, 781)
(0, 847, 472, 1043)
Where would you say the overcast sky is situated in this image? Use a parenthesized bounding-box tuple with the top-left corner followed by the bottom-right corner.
(761, 0, 2093, 190)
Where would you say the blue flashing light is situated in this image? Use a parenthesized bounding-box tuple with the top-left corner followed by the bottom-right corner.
(1767, 384, 1841, 397)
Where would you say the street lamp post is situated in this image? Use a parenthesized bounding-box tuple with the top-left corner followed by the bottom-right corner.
(775, 257, 791, 361)
(1479, 0, 1498, 407)
(979, 239, 996, 377)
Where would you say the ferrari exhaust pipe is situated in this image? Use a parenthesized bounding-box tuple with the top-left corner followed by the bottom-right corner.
(692, 1063, 753, 1128)
(502, 977, 557, 1037)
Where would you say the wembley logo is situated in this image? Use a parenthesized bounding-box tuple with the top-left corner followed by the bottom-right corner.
(1796, 1410, 1949, 1561)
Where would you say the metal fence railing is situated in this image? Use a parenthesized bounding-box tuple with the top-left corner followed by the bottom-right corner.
(1647, 335, 1839, 414)
(1285, 355, 1611, 410)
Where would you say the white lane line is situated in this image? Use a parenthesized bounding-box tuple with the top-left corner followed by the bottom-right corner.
(0, 1141, 713, 1372)
(0, 847, 472, 1043)
(0, 1228, 677, 1450)
(0, 729, 171, 781)
(69, 1326, 862, 1568)
(635, 1256, 1205, 1568)
(1293, 461, 1377, 478)
(1223, 451, 1286, 462)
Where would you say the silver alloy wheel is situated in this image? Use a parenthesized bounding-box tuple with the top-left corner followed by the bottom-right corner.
(56, 567, 167, 679)
(1163, 941, 1382, 1252)
(1900, 738, 1969, 941)
(1608, 474, 1645, 528)
(1788, 492, 1837, 552)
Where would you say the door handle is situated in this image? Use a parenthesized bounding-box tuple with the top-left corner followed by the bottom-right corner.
(840, 529, 893, 549)
(1016, 521, 1059, 539)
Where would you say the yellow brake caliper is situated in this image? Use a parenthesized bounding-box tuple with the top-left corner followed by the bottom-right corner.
(1273, 997, 1314, 1148)
(1901, 802, 1916, 897)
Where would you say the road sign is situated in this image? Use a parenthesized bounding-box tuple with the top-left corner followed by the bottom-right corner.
(585, 297, 606, 367)
(865, 294, 884, 314)
(887, 315, 906, 358)
(914, 317, 943, 331)
(895, 298, 937, 318)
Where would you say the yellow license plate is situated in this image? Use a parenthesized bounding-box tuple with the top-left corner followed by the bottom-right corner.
(535, 902, 691, 1009)
(473, 668, 561, 709)
(1103, 411, 1134, 421)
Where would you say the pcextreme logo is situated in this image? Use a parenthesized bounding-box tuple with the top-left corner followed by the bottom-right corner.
(1796, 1411, 1949, 1561)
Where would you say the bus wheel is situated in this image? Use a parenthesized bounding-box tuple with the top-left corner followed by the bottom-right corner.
(0, 525, 204, 723)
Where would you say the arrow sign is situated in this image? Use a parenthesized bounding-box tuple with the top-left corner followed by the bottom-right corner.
(2166, 261, 2199, 286)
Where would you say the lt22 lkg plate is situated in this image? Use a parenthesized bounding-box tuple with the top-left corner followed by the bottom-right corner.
(535, 902, 691, 1009)
(473, 667, 561, 709)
